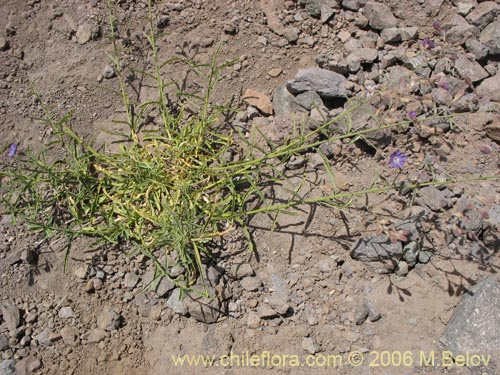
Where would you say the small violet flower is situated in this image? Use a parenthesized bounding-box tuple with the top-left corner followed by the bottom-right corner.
(7, 143, 17, 158)
(438, 81, 450, 91)
(422, 38, 435, 50)
(407, 111, 417, 120)
(389, 150, 408, 169)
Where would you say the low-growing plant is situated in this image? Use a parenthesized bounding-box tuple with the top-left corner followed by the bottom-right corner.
(0, 1, 497, 295)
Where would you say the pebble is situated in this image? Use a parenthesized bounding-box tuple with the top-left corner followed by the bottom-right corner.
(256, 304, 278, 319)
(242, 89, 273, 115)
(247, 312, 260, 328)
(60, 327, 80, 346)
(123, 272, 140, 289)
(365, 301, 382, 322)
(34, 328, 61, 346)
(230, 263, 255, 279)
(353, 303, 369, 325)
(102, 65, 115, 79)
(83, 328, 107, 343)
(97, 307, 122, 331)
(58, 307, 75, 319)
(240, 277, 262, 292)
(1, 304, 20, 332)
(301, 337, 318, 354)
(15, 355, 41, 374)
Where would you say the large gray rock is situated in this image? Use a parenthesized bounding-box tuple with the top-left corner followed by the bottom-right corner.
(466, 1, 500, 29)
(299, 0, 340, 19)
(287, 67, 348, 98)
(350, 234, 403, 273)
(441, 276, 500, 355)
(363, 1, 398, 30)
(480, 20, 500, 55)
(445, 24, 479, 45)
(415, 186, 453, 211)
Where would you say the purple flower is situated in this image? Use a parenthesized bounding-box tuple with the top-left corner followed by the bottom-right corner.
(389, 150, 408, 169)
(422, 38, 435, 50)
(438, 81, 450, 91)
(407, 111, 417, 120)
(7, 143, 17, 158)
(433, 21, 441, 31)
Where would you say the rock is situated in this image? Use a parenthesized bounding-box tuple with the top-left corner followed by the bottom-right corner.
(0, 334, 8, 351)
(441, 276, 500, 354)
(247, 311, 260, 328)
(183, 285, 224, 324)
(15, 355, 42, 375)
(431, 88, 453, 106)
(381, 27, 418, 43)
(287, 67, 348, 98)
(302, 337, 318, 354)
(350, 234, 403, 273)
(1, 304, 20, 332)
(83, 328, 107, 343)
(230, 263, 255, 279)
(465, 38, 489, 60)
(102, 65, 115, 79)
(58, 307, 75, 319)
(60, 327, 80, 346)
(156, 277, 175, 298)
(76, 23, 99, 44)
(454, 54, 489, 82)
(267, 67, 282, 77)
(97, 306, 122, 331)
(0, 360, 16, 375)
(418, 251, 432, 264)
(415, 186, 453, 211)
(0, 37, 9, 51)
(363, 1, 398, 30)
(272, 85, 306, 116)
(480, 20, 500, 55)
(395, 260, 409, 276)
(353, 303, 369, 325)
(365, 300, 381, 322)
(477, 73, 500, 101)
(268, 294, 290, 315)
(34, 328, 61, 346)
(240, 277, 262, 292)
(73, 265, 88, 280)
(451, 93, 479, 112)
(485, 122, 500, 142)
(446, 25, 479, 45)
(300, 0, 340, 19)
(123, 272, 140, 289)
(342, 0, 367, 11)
(294, 91, 324, 111)
(466, 1, 500, 29)
(286, 155, 306, 170)
(166, 288, 187, 315)
(256, 304, 279, 319)
(242, 89, 273, 115)
(346, 48, 378, 72)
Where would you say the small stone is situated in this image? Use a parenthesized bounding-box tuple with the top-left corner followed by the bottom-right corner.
(287, 155, 306, 170)
(454, 54, 489, 83)
(97, 307, 121, 331)
(58, 307, 75, 319)
(395, 261, 409, 276)
(247, 312, 260, 328)
(365, 301, 382, 322)
(466, 1, 500, 29)
(477, 73, 500, 102)
(272, 85, 306, 116)
(485, 122, 500, 142)
(257, 304, 279, 319)
(240, 277, 262, 292)
(415, 186, 453, 211)
(353, 303, 369, 325)
(1, 304, 20, 332)
(302, 337, 318, 354)
(287, 67, 348, 98)
(34, 328, 61, 346)
(84, 279, 95, 293)
(93, 278, 104, 290)
(0, 334, 8, 351)
(242, 89, 273, 115)
(76, 23, 94, 44)
(230, 263, 255, 279)
(267, 67, 282, 77)
(418, 251, 433, 264)
(465, 38, 489, 60)
(363, 1, 398, 30)
(431, 88, 453, 106)
(60, 327, 80, 346)
(123, 272, 139, 289)
(83, 328, 107, 343)
(0, 360, 16, 375)
(73, 265, 88, 280)
(166, 288, 187, 315)
(480, 20, 500, 55)
(14, 355, 41, 375)
(350, 234, 403, 273)
(156, 277, 175, 298)
(403, 241, 420, 267)
(0, 38, 9, 51)
(102, 65, 115, 79)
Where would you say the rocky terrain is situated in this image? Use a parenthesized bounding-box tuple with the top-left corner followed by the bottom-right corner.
(1, 0, 500, 374)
